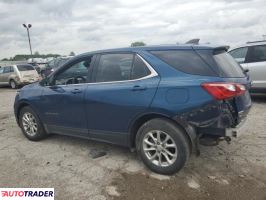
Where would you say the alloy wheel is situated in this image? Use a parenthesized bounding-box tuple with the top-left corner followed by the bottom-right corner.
(22, 112, 38, 136)
(142, 130, 178, 167)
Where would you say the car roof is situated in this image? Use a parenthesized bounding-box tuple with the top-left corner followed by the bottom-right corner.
(230, 40, 266, 51)
(76, 44, 229, 57)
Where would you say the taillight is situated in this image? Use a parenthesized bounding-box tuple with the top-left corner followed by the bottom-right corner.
(201, 82, 246, 100)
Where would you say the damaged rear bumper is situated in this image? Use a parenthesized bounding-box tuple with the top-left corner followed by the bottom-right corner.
(174, 99, 251, 138)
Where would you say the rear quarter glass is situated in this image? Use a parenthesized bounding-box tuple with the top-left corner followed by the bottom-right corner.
(196, 49, 245, 78)
(149, 50, 217, 76)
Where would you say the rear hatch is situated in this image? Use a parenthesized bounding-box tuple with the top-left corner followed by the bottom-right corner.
(195, 47, 252, 125)
(17, 65, 39, 81)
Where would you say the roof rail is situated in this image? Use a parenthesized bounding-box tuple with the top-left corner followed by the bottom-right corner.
(246, 40, 266, 44)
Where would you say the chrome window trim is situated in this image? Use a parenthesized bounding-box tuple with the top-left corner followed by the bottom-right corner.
(46, 54, 158, 87)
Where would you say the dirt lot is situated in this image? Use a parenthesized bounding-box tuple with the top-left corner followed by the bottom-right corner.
(0, 87, 266, 200)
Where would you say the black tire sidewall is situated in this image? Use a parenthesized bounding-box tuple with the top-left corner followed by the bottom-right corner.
(136, 118, 190, 175)
(19, 106, 47, 141)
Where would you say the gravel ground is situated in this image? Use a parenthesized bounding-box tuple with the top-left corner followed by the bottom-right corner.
(0, 87, 266, 200)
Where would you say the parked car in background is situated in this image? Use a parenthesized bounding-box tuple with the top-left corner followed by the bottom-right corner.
(40, 56, 72, 77)
(27, 62, 41, 74)
(14, 45, 251, 174)
(0, 64, 39, 89)
(27, 58, 47, 75)
(229, 40, 266, 92)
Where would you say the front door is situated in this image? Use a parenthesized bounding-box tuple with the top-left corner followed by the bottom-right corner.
(39, 55, 95, 137)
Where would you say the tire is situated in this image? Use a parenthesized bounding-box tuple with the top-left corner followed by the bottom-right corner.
(19, 106, 47, 141)
(136, 118, 190, 175)
(9, 80, 17, 89)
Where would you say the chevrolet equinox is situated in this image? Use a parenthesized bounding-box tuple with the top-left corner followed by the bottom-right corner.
(14, 45, 252, 174)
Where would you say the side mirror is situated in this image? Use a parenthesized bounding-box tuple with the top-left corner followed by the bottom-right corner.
(244, 69, 249, 73)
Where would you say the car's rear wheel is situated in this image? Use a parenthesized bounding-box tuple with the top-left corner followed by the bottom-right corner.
(10, 80, 17, 89)
(19, 106, 47, 141)
(136, 118, 190, 175)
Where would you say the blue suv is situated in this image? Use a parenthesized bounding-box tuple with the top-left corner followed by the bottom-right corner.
(14, 45, 251, 174)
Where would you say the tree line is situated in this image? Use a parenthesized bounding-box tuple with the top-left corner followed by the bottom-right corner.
(2, 41, 146, 61)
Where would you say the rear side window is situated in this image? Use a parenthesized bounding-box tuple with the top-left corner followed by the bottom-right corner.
(150, 50, 216, 76)
(197, 50, 245, 78)
(229, 47, 248, 64)
(248, 45, 266, 62)
(95, 54, 134, 82)
(10, 66, 14, 72)
(132, 55, 151, 79)
(17, 65, 35, 71)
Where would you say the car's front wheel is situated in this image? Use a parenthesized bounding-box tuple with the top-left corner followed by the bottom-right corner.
(136, 118, 190, 175)
(19, 106, 47, 141)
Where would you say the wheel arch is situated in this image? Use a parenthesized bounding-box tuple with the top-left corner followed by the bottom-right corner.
(129, 112, 196, 151)
(16, 101, 30, 123)
(16, 101, 42, 125)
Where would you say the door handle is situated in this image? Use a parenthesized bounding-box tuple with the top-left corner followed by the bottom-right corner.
(132, 85, 147, 91)
(71, 88, 82, 94)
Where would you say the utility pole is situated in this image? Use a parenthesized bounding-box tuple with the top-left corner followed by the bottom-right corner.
(22, 24, 33, 56)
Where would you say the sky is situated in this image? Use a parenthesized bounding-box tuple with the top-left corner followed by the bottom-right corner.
(0, 0, 265, 59)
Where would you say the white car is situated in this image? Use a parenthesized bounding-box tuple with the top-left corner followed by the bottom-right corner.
(0, 64, 40, 89)
(229, 41, 266, 92)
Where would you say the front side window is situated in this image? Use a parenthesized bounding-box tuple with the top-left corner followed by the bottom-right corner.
(54, 56, 93, 85)
(95, 54, 134, 82)
(229, 47, 248, 64)
(249, 45, 266, 62)
(56, 58, 70, 68)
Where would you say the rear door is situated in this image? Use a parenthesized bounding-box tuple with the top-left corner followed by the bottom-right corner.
(245, 45, 266, 89)
(85, 53, 160, 146)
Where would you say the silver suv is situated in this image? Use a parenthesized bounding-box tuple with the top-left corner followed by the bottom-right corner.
(229, 41, 266, 92)
(0, 64, 40, 89)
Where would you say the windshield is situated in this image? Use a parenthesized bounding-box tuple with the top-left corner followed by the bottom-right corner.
(55, 58, 70, 68)
(17, 65, 35, 71)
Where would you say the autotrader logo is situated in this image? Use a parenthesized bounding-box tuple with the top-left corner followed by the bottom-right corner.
(0, 188, 54, 199)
